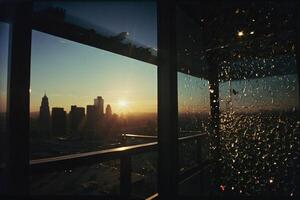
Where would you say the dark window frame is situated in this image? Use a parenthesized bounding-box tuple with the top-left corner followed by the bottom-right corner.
(1, 0, 300, 198)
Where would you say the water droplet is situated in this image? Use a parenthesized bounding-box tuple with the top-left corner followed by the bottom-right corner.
(220, 184, 225, 192)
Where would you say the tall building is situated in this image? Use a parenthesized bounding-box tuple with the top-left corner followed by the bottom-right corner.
(39, 93, 50, 135)
(105, 104, 112, 118)
(86, 105, 97, 130)
(69, 105, 85, 134)
(94, 96, 104, 117)
(52, 107, 67, 137)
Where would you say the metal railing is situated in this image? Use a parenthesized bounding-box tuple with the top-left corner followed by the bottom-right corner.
(30, 132, 208, 198)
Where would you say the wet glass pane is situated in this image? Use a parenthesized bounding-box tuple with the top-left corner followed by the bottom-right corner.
(178, 73, 210, 167)
(177, 1, 299, 197)
(176, 7, 212, 197)
(30, 1, 157, 197)
(0, 22, 9, 193)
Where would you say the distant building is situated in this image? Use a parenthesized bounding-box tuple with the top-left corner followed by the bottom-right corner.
(69, 105, 85, 134)
(52, 107, 67, 137)
(86, 105, 97, 130)
(94, 96, 104, 117)
(105, 104, 112, 118)
(39, 94, 50, 135)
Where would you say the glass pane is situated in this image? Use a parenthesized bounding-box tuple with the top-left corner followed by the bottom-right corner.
(0, 22, 9, 194)
(33, 1, 157, 60)
(177, 1, 299, 197)
(30, 1, 157, 197)
(176, 7, 212, 197)
(30, 30, 157, 157)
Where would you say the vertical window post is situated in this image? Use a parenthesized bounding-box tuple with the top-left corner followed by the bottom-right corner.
(7, 2, 32, 195)
(296, 5, 300, 110)
(294, 4, 300, 197)
(157, 0, 178, 198)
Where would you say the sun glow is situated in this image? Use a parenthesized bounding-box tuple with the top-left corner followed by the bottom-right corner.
(118, 100, 128, 107)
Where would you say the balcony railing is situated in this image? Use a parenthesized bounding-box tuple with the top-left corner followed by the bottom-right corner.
(30, 132, 209, 198)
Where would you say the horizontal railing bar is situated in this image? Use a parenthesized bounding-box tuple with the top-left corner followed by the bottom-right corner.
(30, 142, 155, 165)
(145, 193, 159, 200)
(30, 142, 157, 173)
(123, 132, 207, 141)
(178, 133, 207, 141)
(179, 130, 206, 133)
(179, 160, 211, 184)
(30, 133, 208, 173)
(30, 133, 210, 198)
(123, 134, 158, 139)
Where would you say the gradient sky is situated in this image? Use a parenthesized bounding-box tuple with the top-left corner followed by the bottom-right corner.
(0, 22, 9, 113)
(30, 30, 157, 114)
(0, 1, 299, 115)
(31, 1, 158, 114)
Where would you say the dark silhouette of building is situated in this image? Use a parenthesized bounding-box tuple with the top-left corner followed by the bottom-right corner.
(94, 96, 104, 117)
(69, 105, 85, 134)
(105, 104, 112, 118)
(39, 93, 50, 135)
(86, 105, 97, 131)
(51, 107, 67, 137)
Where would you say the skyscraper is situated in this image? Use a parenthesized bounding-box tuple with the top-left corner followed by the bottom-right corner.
(69, 105, 85, 134)
(105, 104, 112, 118)
(52, 107, 67, 137)
(39, 93, 50, 135)
(86, 105, 97, 131)
(94, 96, 104, 117)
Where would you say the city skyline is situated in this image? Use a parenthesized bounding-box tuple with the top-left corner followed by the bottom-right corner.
(38, 94, 117, 116)
(29, 30, 158, 114)
(29, 1, 158, 114)
(37, 94, 121, 137)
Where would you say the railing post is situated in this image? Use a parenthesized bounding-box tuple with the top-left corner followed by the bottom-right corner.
(196, 137, 202, 166)
(120, 155, 131, 198)
(121, 133, 127, 145)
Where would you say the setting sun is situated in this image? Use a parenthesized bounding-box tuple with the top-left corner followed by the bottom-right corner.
(118, 100, 128, 107)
